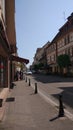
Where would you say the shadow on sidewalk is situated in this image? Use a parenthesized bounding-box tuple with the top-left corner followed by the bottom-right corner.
(49, 115, 65, 122)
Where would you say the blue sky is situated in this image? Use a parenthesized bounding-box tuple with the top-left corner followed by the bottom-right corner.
(15, 0, 73, 66)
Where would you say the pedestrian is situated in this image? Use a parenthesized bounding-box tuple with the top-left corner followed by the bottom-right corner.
(20, 70, 23, 80)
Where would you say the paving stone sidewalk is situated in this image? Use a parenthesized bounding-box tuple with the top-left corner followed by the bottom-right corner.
(0, 80, 73, 130)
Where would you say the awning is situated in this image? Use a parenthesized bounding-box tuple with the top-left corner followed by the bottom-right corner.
(10, 55, 29, 64)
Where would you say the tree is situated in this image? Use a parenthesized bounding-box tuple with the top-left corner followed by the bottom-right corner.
(38, 63, 44, 69)
(57, 54, 71, 68)
(33, 64, 39, 71)
(33, 63, 44, 71)
(57, 54, 71, 74)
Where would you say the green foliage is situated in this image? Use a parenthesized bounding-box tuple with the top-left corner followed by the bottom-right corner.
(33, 64, 39, 70)
(57, 54, 71, 68)
(38, 63, 44, 69)
(20, 63, 25, 70)
(33, 63, 44, 70)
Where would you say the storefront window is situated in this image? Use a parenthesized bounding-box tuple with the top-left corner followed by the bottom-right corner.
(0, 56, 6, 88)
(0, 61, 3, 86)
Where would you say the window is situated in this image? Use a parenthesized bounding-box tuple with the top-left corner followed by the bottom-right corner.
(70, 32, 73, 42)
(65, 35, 70, 45)
(65, 24, 68, 31)
(65, 49, 68, 55)
(72, 47, 73, 56)
(70, 47, 72, 56)
(0, 56, 6, 88)
(71, 19, 73, 25)
(68, 48, 70, 56)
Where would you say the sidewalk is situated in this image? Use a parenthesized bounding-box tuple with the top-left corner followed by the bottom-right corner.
(0, 80, 73, 130)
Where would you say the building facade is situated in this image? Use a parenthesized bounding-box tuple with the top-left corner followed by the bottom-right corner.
(46, 13, 73, 74)
(5, 0, 29, 83)
(33, 48, 42, 65)
(5, 0, 16, 54)
(46, 42, 57, 73)
(0, 0, 29, 119)
(5, 0, 17, 83)
(0, 0, 10, 89)
(33, 13, 73, 75)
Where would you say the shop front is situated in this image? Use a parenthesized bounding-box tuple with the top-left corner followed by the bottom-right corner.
(0, 35, 10, 90)
(0, 56, 7, 88)
(10, 55, 29, 83)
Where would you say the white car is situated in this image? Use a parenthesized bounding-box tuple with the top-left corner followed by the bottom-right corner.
(26, 71, 32, 75)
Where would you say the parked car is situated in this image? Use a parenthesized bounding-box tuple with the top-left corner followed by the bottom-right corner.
(32, 70, 36, 74)
(26, 70, 32, 75)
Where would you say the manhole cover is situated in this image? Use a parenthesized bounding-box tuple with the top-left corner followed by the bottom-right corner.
(6, 97, 15, 102)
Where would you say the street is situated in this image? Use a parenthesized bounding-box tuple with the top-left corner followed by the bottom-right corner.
(1, 1, 73, 130)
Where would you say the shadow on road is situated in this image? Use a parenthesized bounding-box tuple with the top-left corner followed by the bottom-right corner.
(52, 86, 73, 108)
(32, 74, 73, 84)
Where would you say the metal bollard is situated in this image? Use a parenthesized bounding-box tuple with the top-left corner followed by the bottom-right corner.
(0, 99, 3, 107)
(29, 79, 30, 86)
(35, 83, 37, 94)
(58, 94, 64, 117)
(25, 77, 27, 82)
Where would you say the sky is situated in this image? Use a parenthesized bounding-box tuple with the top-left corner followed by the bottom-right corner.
(15, 0, 73, 67)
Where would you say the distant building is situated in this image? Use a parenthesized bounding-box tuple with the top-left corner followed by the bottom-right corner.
(33, 41, 50, 73)
(33, 41, 50, 65)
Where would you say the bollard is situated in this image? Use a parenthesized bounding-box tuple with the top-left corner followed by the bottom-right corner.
(24, 75, 25, 80)
(35, 83, 37, 94)
(10, 82, 15, 89)
(28, 79, 30, 86)
(58, 94, 64, 117)
(0, 99, 3, 107)
(25, 77, 27, 82)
